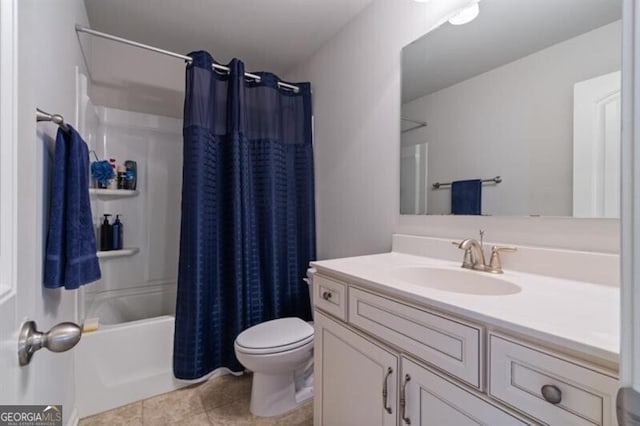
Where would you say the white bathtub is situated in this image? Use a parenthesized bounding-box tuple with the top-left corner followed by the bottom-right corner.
(75, 284, 186, 417)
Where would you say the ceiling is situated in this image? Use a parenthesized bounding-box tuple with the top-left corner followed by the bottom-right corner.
(84, 0, 375, 76)
(402, 0, 622, 103)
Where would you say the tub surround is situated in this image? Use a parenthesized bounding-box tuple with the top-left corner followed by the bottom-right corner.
(311, 234, 619, 425)
(85, 282, 176, 325)
(83, 104, 182, 305)
(75, 89, 185, 418)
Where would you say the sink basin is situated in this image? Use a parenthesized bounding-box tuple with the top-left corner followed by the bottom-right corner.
(391, 267, 521, 295)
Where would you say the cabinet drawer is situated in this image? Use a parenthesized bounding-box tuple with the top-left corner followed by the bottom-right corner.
(489, 334, 617, 426)
(313, 275, 347, 321)
(349, 287, 482, 388)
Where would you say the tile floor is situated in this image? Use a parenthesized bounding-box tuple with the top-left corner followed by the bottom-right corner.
(79, 373, 313, 426)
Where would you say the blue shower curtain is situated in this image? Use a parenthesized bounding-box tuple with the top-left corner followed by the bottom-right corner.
(173, 51, 315, 380)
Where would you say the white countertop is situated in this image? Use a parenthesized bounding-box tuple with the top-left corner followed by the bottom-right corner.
(311, 252, 620, 366)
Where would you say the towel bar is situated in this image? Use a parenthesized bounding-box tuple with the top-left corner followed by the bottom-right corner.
(432, 176, 502, 190)
(36, 108, 69, 132)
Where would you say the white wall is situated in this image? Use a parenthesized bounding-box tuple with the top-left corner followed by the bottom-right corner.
(402, 21, 621, 216)
(287, 0, 619, 259)
(287, 0, 470, 259)
(16, 1, 92, 423)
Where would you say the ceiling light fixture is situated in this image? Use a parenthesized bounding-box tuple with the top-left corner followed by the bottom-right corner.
(449, 2, 480, 25)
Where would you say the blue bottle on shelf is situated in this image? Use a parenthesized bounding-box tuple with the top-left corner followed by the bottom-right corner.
(112, 215, 123, 250)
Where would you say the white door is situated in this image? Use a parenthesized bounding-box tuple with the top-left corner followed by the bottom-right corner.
(1, 1, 79, 424)
(314, 311, 398, 426)
(573, 71, 621, 218)
(619, 0, 640, 422)
(0, 0, 22, 410)
(400, 358, 528, 426)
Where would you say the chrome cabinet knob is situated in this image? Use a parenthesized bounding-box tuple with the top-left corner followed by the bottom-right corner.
(322, 291, 332, 300)
(18, 320, 82, 366)
(541, 384, 562, 404)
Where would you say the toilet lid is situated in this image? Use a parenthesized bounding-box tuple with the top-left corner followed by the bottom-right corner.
(235, 318, 313, 352)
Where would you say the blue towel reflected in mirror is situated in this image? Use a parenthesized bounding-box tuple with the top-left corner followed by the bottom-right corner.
(451, 179, 482, 215)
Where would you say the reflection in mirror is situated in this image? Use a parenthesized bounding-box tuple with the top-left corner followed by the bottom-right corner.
(400, 0, 621, 217)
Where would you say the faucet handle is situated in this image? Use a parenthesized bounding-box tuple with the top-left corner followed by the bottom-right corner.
(488, 246, 517, 274)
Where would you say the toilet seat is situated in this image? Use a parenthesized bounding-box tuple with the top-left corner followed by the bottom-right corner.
(235, 317, 314, 355)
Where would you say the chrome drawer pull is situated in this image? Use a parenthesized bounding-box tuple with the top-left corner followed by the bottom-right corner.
(322, 291, 332, 300)
(400, 374, 411, 424)
(382, 367, 393, 414)
(541, 384, 562, 404)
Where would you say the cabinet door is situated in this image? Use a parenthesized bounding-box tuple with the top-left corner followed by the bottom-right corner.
(401, 357, 529, 426)
(315, 311, 398, 426)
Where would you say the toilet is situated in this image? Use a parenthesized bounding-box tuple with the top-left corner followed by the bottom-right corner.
(233, 272, 315, 417)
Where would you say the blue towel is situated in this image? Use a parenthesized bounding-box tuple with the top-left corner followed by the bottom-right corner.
(451, 179, 482, 215)
(44, 126, 101, 290)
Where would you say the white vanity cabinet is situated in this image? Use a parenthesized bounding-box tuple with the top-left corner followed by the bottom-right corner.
(312, 271, 618, 426)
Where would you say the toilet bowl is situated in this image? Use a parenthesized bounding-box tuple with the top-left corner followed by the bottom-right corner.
(235, 318, 314, 416)
(233, 271, 316, 417)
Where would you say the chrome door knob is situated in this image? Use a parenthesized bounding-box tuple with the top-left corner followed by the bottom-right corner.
(18, 320, 82, 366)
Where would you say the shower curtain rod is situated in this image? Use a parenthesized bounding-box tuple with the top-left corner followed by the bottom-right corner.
(401, 117, 427, 133)
(74, 25, 300, 93)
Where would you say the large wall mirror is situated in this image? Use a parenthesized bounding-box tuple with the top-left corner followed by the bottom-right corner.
(400, 0, 621, 217)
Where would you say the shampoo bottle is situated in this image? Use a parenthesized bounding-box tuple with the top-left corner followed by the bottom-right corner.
(112, 215, 123, 250)
(117, 165, 127, 189)
(108, 159, 118, 190)
(100, 214, 113, 251)
(124, 160, 137, 190)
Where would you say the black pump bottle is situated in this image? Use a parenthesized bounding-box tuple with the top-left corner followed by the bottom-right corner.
(100, 214, 113, 251)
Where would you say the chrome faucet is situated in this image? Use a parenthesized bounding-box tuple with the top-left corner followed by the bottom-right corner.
(457, 238, 487, 271)
(455, 230, 517, 274)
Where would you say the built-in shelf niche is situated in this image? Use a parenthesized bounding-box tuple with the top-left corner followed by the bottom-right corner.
(89, 188, 139, 200)
(96, 247, 140, 259)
